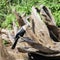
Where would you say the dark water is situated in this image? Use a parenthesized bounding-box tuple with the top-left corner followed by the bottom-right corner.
(28, 53, 60, 60)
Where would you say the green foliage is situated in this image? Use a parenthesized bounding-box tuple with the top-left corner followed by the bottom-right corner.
(3, 40, 9, 45)
(0, 0, 12, 27)
(53, 11, 60, 26)
(1, 14, 15, 29)
(0, 0, 60, 28)
(3, 39, 10, 46)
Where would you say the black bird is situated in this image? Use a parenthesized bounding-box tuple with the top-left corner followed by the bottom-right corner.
(11, 26, 26, 49)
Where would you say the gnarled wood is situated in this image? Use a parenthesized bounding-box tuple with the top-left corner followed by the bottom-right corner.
(40, 5, 60, 42)
(13, 9, 60, 55)
(31, 6, 54, 46)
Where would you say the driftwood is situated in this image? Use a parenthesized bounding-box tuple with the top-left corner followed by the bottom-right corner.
(1, 5, 60, 60)
(13, 7, 60, 54)
(11, 7, 60, 57)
